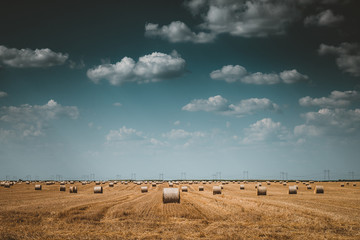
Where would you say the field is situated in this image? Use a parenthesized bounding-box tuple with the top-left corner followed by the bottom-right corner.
(0, 181, 359, 240)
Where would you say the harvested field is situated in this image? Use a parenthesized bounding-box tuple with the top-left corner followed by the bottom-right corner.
(0, 181, 359, 239)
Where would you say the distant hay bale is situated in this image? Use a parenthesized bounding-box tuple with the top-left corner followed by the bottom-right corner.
(255, 185, 258, 189)
(124, 182, 128, 185)
(109, 182, 114, 187)
(137, 181, 141, 185)
(60, 185, 66, 191)
(181, 186, 188, 192)
(353, 183, 357, 187)
(340, 184, 345, 187)
(70, 181, 74, 184)
(35, 184, 42, 190)
(310, 181, 314, 184)
(257, 186, 267, 196)
(69, 186, 77, 193)
(258, 183, 262, 186)
(307, 185, 312, 190)
(289, 186, 297, 194)
(240, 185, 245, 190)
(95, 181, 100, 185)
(169, 182, 173, 187)
(198, 186, 204, 191)
(94, 186, 103, 194)
(283, 183, 287, 186)
(220, 185, 224, 189)
(267, 182, 271, 185)
(60, 182, 65, 185)
(163, 188, 180, 203)
(82, 181, 87, 185)
(314, 185, 324, 194)
(213, 186, 221, 195)
(295, 185, 298, 190)
(141, 186, 148, 193)
(26, 181, 30, 184)
(4, 182, 10, 188)
(152, 183, 156, 187)
(346, 182, 349, 185)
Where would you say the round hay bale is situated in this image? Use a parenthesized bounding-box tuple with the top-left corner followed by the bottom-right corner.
(181, 186, 188, 192)
(283, 183, 287, 186)
(141, 186, 148, 193)
(346, 182, 349, 185)
(240, 185, 245, 190)
(168, 182, 174, 187)
(289, 186, 297, 194)
(220, 185, 224, 189)
(4, 182, 10, 188)
(35, 184, 42, 190)
(82, 181, 87, 185)
(70, 181, 74, 184)
(314, 185, 324, 194)
(257, 186, 267, 195)
(26, 181, 30, 184)
(60, 185, 66, 191)
(307, 185, 312, 190)
(94, 186, 103, 194)
(267, 182, 271, 185)
(213, 186, 221, 195)
(60, 182, 65, 185)
(340, 184, 345, 187)
(69, 186, 77, 193)
(95, 181, 100, 185)
(198, 186, 204, 191)
(152, 183, 157, 187)
(163, 188, 180, 203)
(353, 183, 357, 187)
(109, 182, 114, 187)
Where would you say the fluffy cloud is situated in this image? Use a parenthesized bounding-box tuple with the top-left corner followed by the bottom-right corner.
(106, 126, 143, 142)
(186, 0, 300, 38)
(182, 95, 229, 112)
(0, 100, 78, 137)
(145, 21, 215, 43)
(162, 129, 205, 139)
(113, 102, 122, 107)
(87, 51, 186, 86)
(182, 95, 280, 117)
(318, 42, 360, 76)
(106, 126, 165, 146)
(0, 45, 68, 68)
(296, 108, 360, 137)
(210, 65, 308, 85)
(304, 9, 344, 27)
(0, 91, 7, 98)
(242, 118, 290, 144)
(299, 90, 360, 108)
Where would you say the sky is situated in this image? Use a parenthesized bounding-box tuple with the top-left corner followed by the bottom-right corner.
(1, 0, 360, 181)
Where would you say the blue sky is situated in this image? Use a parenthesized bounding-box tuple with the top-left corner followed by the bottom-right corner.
(1, 0, 360, 180)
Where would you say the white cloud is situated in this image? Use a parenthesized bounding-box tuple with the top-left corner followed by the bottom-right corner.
(242, 118, 290, 144)
(0, 91, 8, 98)
(162, 129, 205, 139)
(0, 100, 79, 137)
(173, 120, 181, 125)
(145, 21, 215, 43)
(113, 102, 122, 107)
(193, 0, 299, 38)
(295, 108, 360, 138)
(106, 126, 166, 146)
(210, 65, 307, 85)
(0, 45, 68, 68)
(318, 42, 360, 77)
(182, 95, 229, 112)
(87, 51, 186, 86)
(299, 90, 360, 108)
(279, 69, 309, 84)
(210, 65, 247, 83)
(106, 126, 143, 142)
(304, 9, 344, 27)
(182, 95, 280, 117)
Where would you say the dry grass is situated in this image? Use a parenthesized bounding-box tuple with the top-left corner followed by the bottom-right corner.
(0, 181, 359, 239)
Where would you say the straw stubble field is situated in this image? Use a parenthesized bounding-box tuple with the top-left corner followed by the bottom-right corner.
(0, 182, 359, 239)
